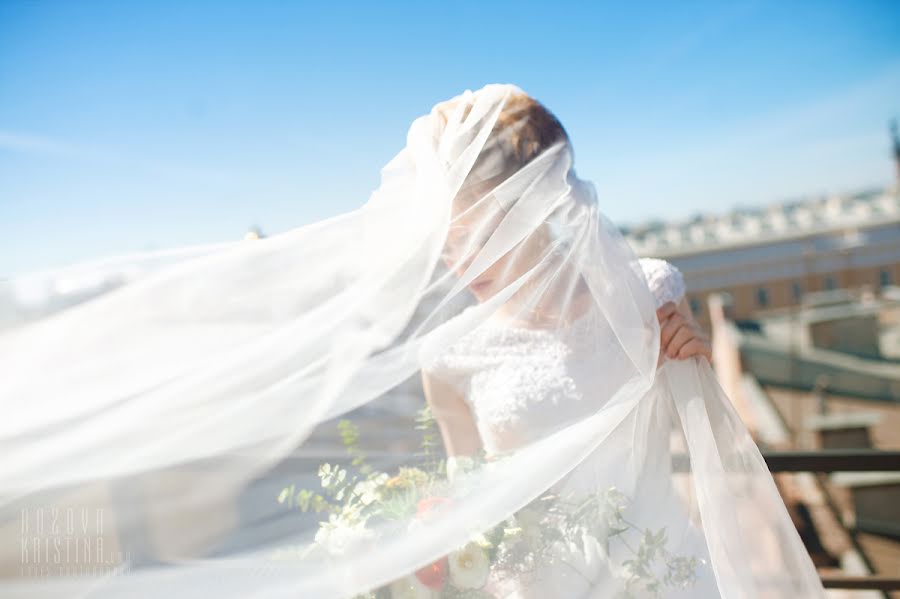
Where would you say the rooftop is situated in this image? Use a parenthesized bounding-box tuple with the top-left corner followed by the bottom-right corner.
(622, 188, 900, 258)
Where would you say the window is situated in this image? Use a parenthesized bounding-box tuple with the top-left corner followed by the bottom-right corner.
(880, 268, 892, 288)
(791, 281, 803, 302)
(756, 287, 769, 307)
(824, 276, 836, 291)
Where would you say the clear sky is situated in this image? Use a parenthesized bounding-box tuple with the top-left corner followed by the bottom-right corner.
(1, 0, 898, 276)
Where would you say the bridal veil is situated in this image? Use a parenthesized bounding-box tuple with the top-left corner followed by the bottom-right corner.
(0, 83, 824, 597)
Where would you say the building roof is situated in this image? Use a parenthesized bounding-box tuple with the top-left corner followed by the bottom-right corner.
(623, 188, 900, 258)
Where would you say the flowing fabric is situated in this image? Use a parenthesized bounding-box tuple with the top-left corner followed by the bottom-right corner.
(0, 83, 824, 598)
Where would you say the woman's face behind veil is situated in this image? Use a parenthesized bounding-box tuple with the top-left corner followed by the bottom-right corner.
(435, 87, 568, 307)
(441, 174, 553, 305)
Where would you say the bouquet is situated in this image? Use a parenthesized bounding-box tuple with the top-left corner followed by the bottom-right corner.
(277, 406, 702, 598)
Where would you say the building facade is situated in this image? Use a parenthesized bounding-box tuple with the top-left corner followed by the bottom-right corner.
(624, 189, 900, 326)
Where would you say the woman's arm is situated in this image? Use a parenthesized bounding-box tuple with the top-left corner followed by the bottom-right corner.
(421, 371, 483, 457)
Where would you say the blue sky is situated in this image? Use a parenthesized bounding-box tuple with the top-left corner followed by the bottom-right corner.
(1, 0, 898, 275)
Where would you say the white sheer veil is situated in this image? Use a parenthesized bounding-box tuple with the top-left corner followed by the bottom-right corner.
(0, 83, 824, 598)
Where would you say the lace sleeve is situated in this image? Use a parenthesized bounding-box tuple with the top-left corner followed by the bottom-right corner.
(638, 258, 686, 308)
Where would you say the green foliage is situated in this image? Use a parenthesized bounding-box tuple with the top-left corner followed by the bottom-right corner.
(414, 403, 441, 473)
(277, 482, 334, 514)
(619, 525, 700, 597)
(277, 404, 703, 596)
(338, 419, 373, 476)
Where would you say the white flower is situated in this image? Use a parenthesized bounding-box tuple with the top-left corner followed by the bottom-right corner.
(389, 575, 440, 599)
(353, 473, 388, 506)
(314, 515, 374, 556)
(468, 531, 491, 548)
(448, 541, 490, 589)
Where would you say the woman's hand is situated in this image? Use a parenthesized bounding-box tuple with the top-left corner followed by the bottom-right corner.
(656, 300, 712, 365)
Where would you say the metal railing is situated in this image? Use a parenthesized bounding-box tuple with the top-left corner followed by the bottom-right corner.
(821, 575, 900, 591)
(762, 449, 900, 472)
(766, 449, 900, 593)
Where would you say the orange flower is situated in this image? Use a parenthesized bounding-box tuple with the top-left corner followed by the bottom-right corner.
(414, 556, 448, 589)
(412, 497, 452, 589)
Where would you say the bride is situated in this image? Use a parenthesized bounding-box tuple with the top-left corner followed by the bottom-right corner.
(418, 89, 726, 597)
(0, 83, 824, 598)
(422, 89, 711, 459)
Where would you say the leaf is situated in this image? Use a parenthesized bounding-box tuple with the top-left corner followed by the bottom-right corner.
(297, 489, 313, 512)
(277, 484, 294, 506)
(311, 494, 330, 513)
(318, 463, 333, 487)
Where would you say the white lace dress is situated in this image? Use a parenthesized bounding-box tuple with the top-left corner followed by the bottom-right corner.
(425, 258, 721, 598)
(427, 258, 687, 456)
